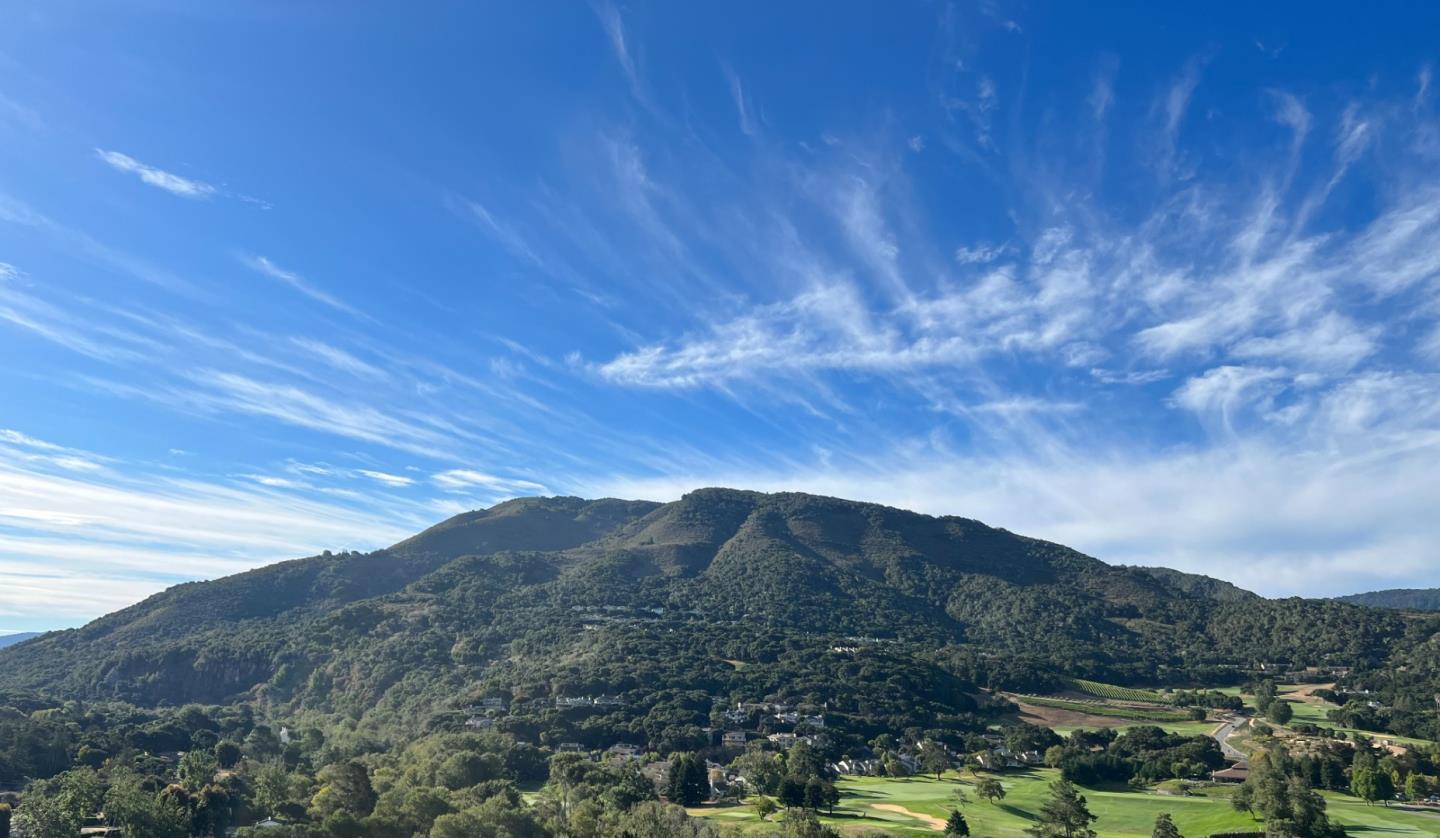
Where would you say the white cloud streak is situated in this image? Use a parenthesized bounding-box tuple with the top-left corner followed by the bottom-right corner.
(243, 255, 365, 318)
(96, 149, 217, 199)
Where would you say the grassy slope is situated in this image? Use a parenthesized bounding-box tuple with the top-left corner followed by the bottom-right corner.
(693, 771, 1440, 836)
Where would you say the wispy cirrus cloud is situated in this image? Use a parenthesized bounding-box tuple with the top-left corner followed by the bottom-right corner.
(593, 1, 643, 100)
(357, 469, 414, 487)
(432, 468, 546, 494)
(0, 431, 433, 624)
(243, 255, 366, 318)
(96, 149, 218, 199)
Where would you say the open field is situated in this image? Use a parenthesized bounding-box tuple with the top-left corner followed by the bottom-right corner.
(691, 770, 1440, 836)
(1009, 693, 1219, 738)
(1012, 694, 1194, 723)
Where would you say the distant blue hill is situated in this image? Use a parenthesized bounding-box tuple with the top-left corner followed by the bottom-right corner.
(1336, 589, 1440, 611)
(0, 632, 41, 649)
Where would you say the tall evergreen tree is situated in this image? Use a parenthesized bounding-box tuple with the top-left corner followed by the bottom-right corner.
(665, 752, 709, 806)
(1152, 812, 1183, 838)
(1026, 779, 1097, 838)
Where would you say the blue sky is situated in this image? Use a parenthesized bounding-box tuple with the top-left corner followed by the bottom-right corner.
(2, 2, 1439, 630)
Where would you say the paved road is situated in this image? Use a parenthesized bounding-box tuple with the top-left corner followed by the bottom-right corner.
(1213, 714, 1247, 761)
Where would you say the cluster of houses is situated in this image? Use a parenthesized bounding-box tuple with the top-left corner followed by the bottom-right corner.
(553, 695, 626, 709)
(716, 701, 827, 753)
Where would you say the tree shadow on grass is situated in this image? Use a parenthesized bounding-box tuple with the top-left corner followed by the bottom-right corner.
(843, 788, 887, 800)
(999, 803, 1038, 821)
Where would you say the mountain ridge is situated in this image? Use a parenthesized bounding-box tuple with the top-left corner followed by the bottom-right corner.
(1336, 587, 1440, 611)
(0, 489, 1419, 729)
(0, 631, 40, 649)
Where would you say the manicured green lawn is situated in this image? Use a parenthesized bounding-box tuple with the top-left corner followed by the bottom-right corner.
(692, 770, 1440, 836)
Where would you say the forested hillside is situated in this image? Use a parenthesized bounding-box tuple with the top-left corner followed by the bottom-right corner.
(1, 490, 1430, 719)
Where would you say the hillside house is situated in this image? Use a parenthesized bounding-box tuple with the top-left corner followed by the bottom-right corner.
(767, 732, 798, 747)
(557, 742, 586, 754)
(722, 730, 747, 748)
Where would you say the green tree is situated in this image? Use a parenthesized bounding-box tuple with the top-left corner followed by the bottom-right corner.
(778, 809, 839, 838)
(12, 793, 82, 838)
(753, 795, 777, 821)
(1353, 767, 1394, 806)
(178, 748, 219, 791)
(976, 777, 1006, 804)
(946, 809, 970, 836)
(214, 741, 242, 769)
(195, 784, 232, 838)
(1252, 680, 1278, 715)
(602, 801, 719, 837)
(1267, 700, 1294, 725)
(1405, 773, 1430, 800)
(320, 809, 363, 838)
(732, 749, 784, 795)
(785, 741, 826, 782)
(923, 744, 953, 779)
(0, 802, 10, 838)
(1231, 782, 1254, 818)
(666, 752, 709, 806)
(253, 760, 293, 818)
(1151, 812, 1183, 838)
(57, 768, 104, 821)
(1026, 779, 1097, 838)
(777, 775, 806, 809)
(313, 760, 376, 818)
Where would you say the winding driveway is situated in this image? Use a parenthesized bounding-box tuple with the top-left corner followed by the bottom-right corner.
(1212, 714, 1247, 762)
